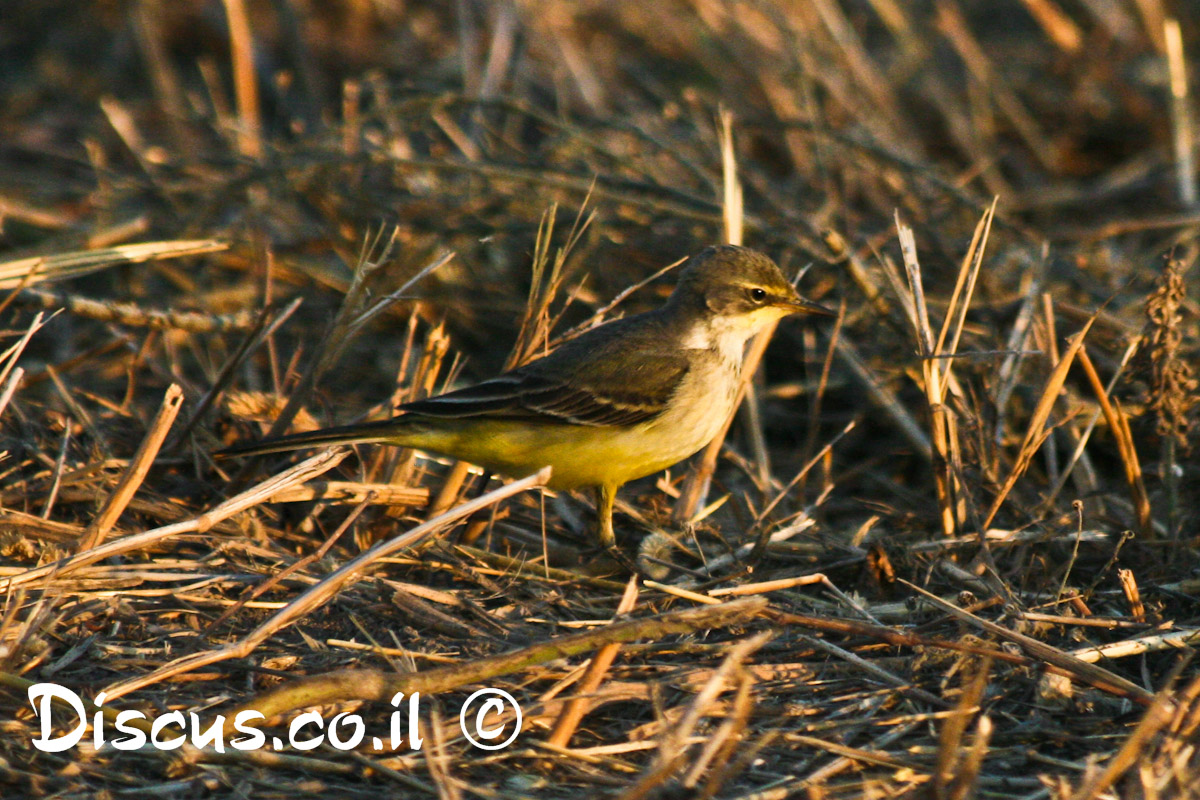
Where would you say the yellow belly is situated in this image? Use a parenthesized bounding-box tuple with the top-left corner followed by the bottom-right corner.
(399, 419, 695, 489)
(398, 366, 738, 490)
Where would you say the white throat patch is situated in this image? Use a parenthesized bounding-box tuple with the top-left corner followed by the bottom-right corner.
(681, 312, 771, 364)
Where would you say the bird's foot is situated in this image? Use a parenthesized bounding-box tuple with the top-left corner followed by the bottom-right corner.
(598, 543, 640, 575)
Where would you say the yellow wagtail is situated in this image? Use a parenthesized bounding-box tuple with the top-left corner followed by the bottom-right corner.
(221, 245, 833, 547)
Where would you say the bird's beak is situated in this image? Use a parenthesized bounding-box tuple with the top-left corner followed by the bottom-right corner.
(775, 295, 836, 317)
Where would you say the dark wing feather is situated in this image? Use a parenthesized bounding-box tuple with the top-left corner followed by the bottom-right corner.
(398, 374, 527, 419)
(399, 312, 689, 427)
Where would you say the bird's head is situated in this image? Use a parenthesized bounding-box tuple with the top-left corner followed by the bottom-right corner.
(669, 245, 834, 349)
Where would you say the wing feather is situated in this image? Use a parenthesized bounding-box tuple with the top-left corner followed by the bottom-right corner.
(398, 313, 690, 427)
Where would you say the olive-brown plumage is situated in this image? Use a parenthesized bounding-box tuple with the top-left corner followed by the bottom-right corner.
(221, 245, 832, 547)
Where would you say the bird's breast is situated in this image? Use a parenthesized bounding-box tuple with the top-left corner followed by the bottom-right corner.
(629, 348, 741, 468)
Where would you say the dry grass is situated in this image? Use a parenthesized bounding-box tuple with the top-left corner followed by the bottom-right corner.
(1, 1, 1199, 798)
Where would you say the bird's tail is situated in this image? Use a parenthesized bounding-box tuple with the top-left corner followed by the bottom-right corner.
(217, 417, 413, 458)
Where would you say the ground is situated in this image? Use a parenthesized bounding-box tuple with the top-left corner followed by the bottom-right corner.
(0, 2, 1198, 798)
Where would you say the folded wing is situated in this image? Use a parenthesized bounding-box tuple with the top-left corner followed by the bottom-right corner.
(401, 315, 690, 427)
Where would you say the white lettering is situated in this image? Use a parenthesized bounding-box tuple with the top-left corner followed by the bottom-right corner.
(289, 710, 324, 750)
(27, 684, 87, 753)
(111, 710, 148, 751)
(231, 710, 266, 750)
(150, 711, 187, 750)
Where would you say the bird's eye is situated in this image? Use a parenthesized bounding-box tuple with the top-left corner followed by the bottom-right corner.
(749, 287, 767, 303)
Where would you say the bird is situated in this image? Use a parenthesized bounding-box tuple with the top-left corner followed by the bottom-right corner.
(220, 245, 833, 548)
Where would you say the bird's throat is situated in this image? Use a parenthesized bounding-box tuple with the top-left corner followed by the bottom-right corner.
(679, 315, 759, 367)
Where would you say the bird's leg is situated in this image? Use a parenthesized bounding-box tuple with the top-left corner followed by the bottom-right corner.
(593, 484, 618, 548)
(592, 483, 642, 573)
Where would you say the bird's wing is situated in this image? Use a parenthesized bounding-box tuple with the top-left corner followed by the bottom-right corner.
(401, 317, 691, 427)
